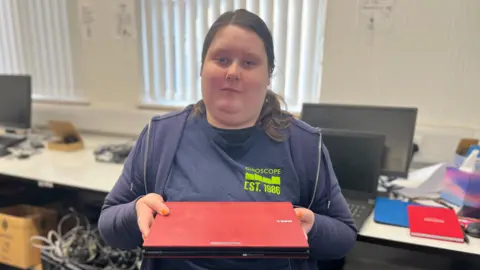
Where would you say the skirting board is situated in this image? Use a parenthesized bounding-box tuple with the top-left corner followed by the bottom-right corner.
(32, 103, 480, 165)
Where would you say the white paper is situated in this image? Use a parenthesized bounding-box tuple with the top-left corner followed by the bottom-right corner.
(459, 150, 479, 173)
(115, 0, 136, 40)
(78, 0, 95, 40)
(360, 0, 395, 15)
(393, 163, 447, 198)
(359, 0, 395, 32)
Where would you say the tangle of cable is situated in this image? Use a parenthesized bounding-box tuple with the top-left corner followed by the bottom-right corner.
(30, 208, 141, 270)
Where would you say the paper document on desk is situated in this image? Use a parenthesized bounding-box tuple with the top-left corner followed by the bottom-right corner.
(395, 163, 447, 198)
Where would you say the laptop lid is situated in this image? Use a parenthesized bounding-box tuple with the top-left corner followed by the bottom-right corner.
(143, 202, 308, 252)
(321, 129, 385, 201)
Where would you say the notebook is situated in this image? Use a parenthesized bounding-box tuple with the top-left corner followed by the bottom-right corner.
(142, 201, 310, 259)
(374, 197, 420, 228)
(407, 205, 464, 243)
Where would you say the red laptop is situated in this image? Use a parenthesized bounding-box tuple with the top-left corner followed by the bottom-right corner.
(142, 201, 309, 259)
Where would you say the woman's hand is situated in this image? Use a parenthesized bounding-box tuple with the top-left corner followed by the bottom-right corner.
(294, 208, 315, 239)
(135, 193, 170, 240)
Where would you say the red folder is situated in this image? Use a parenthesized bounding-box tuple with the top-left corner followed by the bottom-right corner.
(407, 205, 464, 243)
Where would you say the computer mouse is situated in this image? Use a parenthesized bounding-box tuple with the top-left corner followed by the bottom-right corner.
(465, 222, 480, 238)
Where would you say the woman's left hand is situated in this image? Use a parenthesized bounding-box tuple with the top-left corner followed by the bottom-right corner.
(294, 208, 315, 239)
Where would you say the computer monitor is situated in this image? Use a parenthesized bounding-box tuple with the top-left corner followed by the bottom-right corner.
(321, 129, 385, 197)
(0, 75, 32, 130)
(300, 103, 418, 178)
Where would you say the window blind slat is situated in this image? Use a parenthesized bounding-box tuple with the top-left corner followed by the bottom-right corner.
(196, 0, 209, 99)
(234, 0, 246, 10)
(0, 1, 9, 73)
(53, 0, 68, 98)
(162, 0, 175, 100)
(57, 0, 78, 99)
(152, 0, 166, 101)
(44, 0, 59, 98)
(141, 0, 325, 109)
(36, 0, 55, 97)
(312, 0, 327, 102)
(26, 1, 44, 97)
(4, 0, 18, 73)
(11, 0, 26, 74)
(140, 0, 153, 101)
(17, 1, 31, 76)
(209, 0, 220, 28)
(272, 0, 288, 98)
(0, 0, 13, 73)
(284, 0, 302, 105)
(186, 0, 198, 101)
(297, 0, 318, 103)
(173, 0, 185, 101)
(220, 0, 234, 13)
(259, 0, 273, 31)
(246, 0, 259, 14)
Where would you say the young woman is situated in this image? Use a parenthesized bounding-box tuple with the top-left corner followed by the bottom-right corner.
(98, 9, 357, 270)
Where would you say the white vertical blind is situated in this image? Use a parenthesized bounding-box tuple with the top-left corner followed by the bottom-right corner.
(140, 0, 326, 110)
(0, 0, 82, 102)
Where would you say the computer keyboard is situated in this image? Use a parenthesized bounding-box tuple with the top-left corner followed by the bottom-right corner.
(348, 203, 366, 219)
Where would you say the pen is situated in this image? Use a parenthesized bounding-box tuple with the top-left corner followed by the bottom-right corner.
(461, 225, 469, 244)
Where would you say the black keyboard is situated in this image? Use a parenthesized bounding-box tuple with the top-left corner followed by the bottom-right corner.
(348, 203, 367, 220)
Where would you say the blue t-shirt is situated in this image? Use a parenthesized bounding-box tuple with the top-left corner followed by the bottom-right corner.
(160, 114, 302, 269)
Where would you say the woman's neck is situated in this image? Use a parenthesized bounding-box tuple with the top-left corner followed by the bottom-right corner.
(206, 110, 257, 130)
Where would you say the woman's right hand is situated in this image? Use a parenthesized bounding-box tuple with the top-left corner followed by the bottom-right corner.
(135, 193, 170, 240)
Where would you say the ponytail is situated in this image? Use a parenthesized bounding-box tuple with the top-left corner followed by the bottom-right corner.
(257, 90, 292, 141)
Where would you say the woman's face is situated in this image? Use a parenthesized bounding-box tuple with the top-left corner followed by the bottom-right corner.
(201, 25, 270, 128)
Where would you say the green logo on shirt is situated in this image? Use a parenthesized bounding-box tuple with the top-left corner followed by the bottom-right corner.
(244, 167, 281, 195)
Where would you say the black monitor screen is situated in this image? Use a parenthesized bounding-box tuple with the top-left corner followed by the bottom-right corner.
(322, 130, 385, 195)
(0, 75, 32, 129)
(301, 103, 417, 178)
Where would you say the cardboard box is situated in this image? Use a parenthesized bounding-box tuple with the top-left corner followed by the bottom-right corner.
(454, 138, 480, 171)
(47, 121, 84, 152)
(455, 138, 479, 156)
(0, 205, 57, 269)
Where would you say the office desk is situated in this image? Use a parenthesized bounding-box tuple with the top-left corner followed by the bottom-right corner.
(1, 134, 479, 259)
(359, 209, 480, 258)
(0, 134, 125, 193)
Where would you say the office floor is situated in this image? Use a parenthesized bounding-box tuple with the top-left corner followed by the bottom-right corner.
(0, 243, 479, 270)
(339, 242, 479, 270)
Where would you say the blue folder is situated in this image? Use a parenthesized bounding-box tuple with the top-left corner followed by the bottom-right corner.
(374, 197, 420, 228)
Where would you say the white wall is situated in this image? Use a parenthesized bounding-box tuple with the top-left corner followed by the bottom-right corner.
(32, 0, 480, 163)
(321, 0, 480, 163)
(33, 0, 168, 137)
